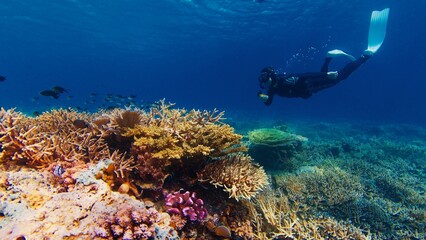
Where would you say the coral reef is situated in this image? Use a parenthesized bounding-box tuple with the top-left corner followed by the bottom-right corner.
(1, 105, 425, 239)
(264, 121, 426, 239)
(0, 161, 177, 239)
(0, 104, 264, 239)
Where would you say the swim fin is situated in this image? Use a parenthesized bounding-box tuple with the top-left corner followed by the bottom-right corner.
(327, 49, 356, 61)
(366, 8, 390, 55)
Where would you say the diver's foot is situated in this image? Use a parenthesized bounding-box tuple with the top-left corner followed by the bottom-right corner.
(327, 49, 345, 57)
(363, 49, 374, 56)
(327, 49, 356, 61)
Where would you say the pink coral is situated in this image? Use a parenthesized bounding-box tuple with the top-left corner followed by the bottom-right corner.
(165, 190, 208, 222)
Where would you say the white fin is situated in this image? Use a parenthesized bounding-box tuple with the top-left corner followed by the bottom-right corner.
(327, 49, 356, 61)
(367, 8, 390, 54)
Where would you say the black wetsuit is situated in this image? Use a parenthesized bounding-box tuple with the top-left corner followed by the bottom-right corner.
(261, 55, 370, 105)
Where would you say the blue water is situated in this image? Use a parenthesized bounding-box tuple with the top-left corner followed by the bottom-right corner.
(1, 0, 425, 124)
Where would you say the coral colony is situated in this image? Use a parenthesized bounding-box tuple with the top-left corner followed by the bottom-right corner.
(165, 190, 208, 222)
(1, 99, 425, 239)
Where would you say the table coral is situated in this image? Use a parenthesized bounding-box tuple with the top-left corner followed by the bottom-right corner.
(248, 128, 308, 170)
(248, 128, 308, 146)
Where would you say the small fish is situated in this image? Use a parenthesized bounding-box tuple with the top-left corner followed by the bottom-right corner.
(73, 119, 89, 129)
(127, 95, 136, 100)
(33, 111, 41, 117)
(40, 90, 60, 99)
(51, 86, 68, 93)
(53, 164, 65, 177)
(106, 105, 117, 111)
(0, 76, 6, 82)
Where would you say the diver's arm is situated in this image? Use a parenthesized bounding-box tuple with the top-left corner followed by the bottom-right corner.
(258, 91, 273, 106)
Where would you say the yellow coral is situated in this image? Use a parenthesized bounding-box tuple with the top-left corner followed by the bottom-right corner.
(198, 153, 268, 201)
(127, 125, 183, 160)
(124, 101, 246, 163)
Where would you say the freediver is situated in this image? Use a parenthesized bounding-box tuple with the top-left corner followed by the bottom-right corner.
(258, 8, 390, 106)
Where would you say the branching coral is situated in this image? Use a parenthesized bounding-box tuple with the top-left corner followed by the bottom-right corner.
(125, 100, 246, 161)
(0, 109, 110, 169)
(249, 188, 367, 239)
(274, 167, 364, 210)
(0, 109, 49, 168)
(303, 167, 364, 207)
(198, 153, 268, 201)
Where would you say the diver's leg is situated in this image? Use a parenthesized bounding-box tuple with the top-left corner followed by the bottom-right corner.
(307, 54, 369, 93)
(306, 77, 338, 94)
(320, 57, 332, 73)
(335, 55, 370, 81)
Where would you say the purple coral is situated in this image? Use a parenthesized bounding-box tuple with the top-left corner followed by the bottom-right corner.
(165, 190, 208, 221)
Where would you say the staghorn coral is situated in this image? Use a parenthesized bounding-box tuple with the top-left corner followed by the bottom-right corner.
(301, 167, 364, 207)
(249, 188, 367, 239)
(198, 153, 268, 201)
(0, 108, 110, 169)
(274, 167, 364, 209)
(374, 173, 425, 205)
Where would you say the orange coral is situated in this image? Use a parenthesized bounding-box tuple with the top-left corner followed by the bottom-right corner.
(0, 108, 110, 169)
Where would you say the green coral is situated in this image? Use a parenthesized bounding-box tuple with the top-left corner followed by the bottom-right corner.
(247, 128, 307, 170)
(248, 128, 307, 146)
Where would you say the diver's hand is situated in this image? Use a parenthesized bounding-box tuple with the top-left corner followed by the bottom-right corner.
(258, 92, 269, 103)
(327, 71, 338, 79)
